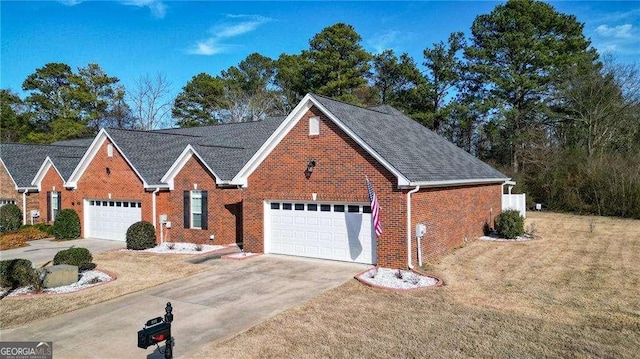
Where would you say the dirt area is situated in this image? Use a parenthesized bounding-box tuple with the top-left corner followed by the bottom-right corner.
(0, 251, 210, 329)
(200, 212, 640, 358)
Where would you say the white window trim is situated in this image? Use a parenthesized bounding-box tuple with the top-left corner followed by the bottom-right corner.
(51, 191, 60, 221)
(190, 190, 202, 229)
(107, 143, 114, 157)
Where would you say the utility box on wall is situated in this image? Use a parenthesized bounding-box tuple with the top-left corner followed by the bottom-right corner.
(416, 223, 426, 238)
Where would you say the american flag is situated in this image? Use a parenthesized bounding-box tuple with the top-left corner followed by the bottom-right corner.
(366, 177, 383, 237)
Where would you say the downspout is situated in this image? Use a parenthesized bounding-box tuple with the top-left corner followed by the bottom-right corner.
(151, 188, 160, 229)
(406, 185, 420, 269)
(22, 190, 29, 225)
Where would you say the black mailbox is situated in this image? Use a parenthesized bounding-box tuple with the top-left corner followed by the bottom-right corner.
(138, 321, 171, 349)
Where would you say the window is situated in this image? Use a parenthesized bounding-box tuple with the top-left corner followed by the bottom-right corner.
(191, 190, 202, 229)
(0, 199, 16, 207)
(271, 203, 280, 210)
(348, 205, 360, 213)
(363, 206, 372, 213)
(107, 143, 114, 157)
(334, 205, 345, 212)
(295, 203, 304, 211)
(307, 204, 317, 211)
(309, 116, 320, 136)
(320, 204, 331, 212)
(48, 191, 61, 222)
(184, 190, 208, 230)
(282, 203, 292, 210)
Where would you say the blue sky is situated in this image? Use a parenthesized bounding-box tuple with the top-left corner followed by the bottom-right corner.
(2, 1, 639, 100)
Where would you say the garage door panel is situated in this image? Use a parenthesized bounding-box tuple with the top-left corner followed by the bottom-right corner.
(267, 201, 376, 264)
(85, 199, 141, 241)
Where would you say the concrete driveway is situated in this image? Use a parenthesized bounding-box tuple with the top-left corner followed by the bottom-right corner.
(0, 255, 368, 358)
(0, 238, 125, 264)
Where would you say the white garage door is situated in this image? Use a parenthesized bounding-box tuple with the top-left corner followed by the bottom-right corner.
(266, 202, 376, 264)
(85, 199, 142, 241)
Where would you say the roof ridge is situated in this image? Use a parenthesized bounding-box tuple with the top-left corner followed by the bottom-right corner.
(106, 128, 205, 138)
(310, 93, 396, 116)
(151, 116, 286, 132)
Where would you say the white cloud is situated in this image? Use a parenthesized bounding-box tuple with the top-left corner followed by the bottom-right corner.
(596, 24, 634, 38)
(58, 0, 83, 5)
(189, 15, 272, 56)
(368, 30, 402, 54)
(121, 0, 166, 19)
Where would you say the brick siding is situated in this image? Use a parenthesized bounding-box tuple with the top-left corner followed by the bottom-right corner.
(411, 184, 502, 263)
(243, 106, 407, 268)
(165, 155, 242, 245)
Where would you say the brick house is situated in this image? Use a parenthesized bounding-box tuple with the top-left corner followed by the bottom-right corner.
(0, 94, 508, 268)
(0, 142, 86, 225)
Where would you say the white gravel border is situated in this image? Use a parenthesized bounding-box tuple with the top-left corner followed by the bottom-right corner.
(224, 252, 258, 259)
(357, 267, 438, 290)
(0, 270, 113, 297)
(479, 233, 535, 242)
(123, 242, 224, 254)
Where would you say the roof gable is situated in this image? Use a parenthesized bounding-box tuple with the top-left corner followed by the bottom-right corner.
(0, 142, 82, 190)
(161, 145, 223, 189)
(66, 129, 150, 188)
(31, 157, 64, 191)
(233, 94, 507, 188)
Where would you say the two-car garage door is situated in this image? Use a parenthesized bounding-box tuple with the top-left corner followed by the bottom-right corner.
(266, 201, 376, 264)
(85, 199, 141, 241)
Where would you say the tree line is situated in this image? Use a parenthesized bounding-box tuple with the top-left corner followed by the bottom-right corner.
(2, 0, 639, 218)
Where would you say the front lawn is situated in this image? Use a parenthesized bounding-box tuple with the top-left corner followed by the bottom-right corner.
(202, 212, 640, 358)
(0, 250, 210, 329)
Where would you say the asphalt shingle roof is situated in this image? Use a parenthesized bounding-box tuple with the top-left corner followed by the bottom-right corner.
(0, 143, 86, 187)
(107, 116, 286, 184)
(311, 94, 507, 183)
(1, 95, 506, 188)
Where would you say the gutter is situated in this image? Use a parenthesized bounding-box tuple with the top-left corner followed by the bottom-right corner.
(406, 185, 421, 269)
(403, 178, 509, 189)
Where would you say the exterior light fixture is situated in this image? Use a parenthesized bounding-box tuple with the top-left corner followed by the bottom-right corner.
(307, 160, 316, 173)
(106, 167, 111, 175)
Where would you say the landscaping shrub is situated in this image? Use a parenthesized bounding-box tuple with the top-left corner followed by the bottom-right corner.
(53, 247, 93, 267)
(126, 221, 156, 250)
(52, 209, 81, 240)
(18, 226, 49, 240)
(78, 262, 97, 271)
(0, 259, 35, 288)
(33, 223, 54, 236)
(0, 204, 22, 234)
(496, 210, 525, 239)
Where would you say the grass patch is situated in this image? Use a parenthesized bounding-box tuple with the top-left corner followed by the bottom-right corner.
(0, 251, 209, 329)
(201, 212, 640, 358)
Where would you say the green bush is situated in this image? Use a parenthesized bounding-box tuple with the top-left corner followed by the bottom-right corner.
(0, 259, 35, 288)
(126, 221, 157, 250)
(496, 210, 525, 239)
(33, 223, 54, 236)
(53, 247, 93, 267)
(52, 209, 81, 240)
(0, 204, 22, 234)
(78, 262, 97, 271)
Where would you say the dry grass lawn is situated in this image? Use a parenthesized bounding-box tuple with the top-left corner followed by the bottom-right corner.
(201, 212, 640, 358)
(0, 251, 210, 329)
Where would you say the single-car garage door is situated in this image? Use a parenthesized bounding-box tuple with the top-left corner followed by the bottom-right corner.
(85, 199, 142, 241)
(266, 202, 376, 264)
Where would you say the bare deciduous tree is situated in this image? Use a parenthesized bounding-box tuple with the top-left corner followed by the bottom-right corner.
(128, 72, 173, 130)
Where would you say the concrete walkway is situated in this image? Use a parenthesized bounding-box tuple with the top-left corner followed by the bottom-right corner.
(0, 255, 368, 358)
(0, 238, 125, 264)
